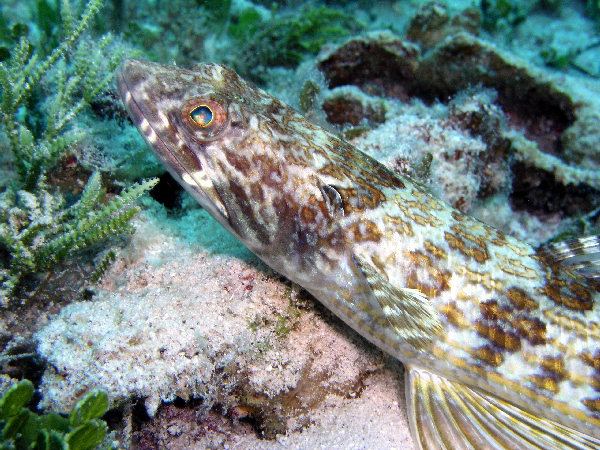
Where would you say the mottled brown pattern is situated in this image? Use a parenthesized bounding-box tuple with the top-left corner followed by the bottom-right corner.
(460, 268, 503, 293)
(227, 178, 271, 244)
(545, 284, 594, 311)
(432, 269, 452, 292)
(406, 273, 437, 299)
(470, 248, 488, 264)
(440, 302, 466, 327)
(506, 287, 539, 310)
(450, 210, 468, 222)
(345, 221, 383, 243)
(472, 345, 504, 367)
(424, 240, 447, 260)
(512, 317, 547, 345)
(443, 231, 490, 263)
(581, 351, 600, 371)
(583, 398, 600, 412)
(357, 184, 388, 210)
(540, 247, 599, 314)
(495, 255, 539, 278)
(383, 215, 414, 237)
(529, 375, 560, 393)
(450, 224, 490, 263)
(253, 151, 283, 179)
(319, 163, 351, 182)
(451, 223, 485, 245)
(300, 204, 318, 224)
(444, 231, 466, 253)
(582, 353, 600, 412)
(544, 310, 595, 339)
(478, 298, 549, 348)
(591, 373, 600, 391)
(399, 203, 443, 227)
(480, 300, 509, 321)
(250, 183, 265, 203)
(178, 144, 204, 174)
(569, 282, 593, 302)
(404, 250, 452, 295)
(475, 321, 521, 352)
(493, 228, 507, 242)
(405, 197, 434, 215)
(326, 141, 406, 190)
(541, 356, 567, 381)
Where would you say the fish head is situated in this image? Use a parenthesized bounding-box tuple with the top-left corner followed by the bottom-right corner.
(117, 59, 401, 261)
(117, 58, 308, 251)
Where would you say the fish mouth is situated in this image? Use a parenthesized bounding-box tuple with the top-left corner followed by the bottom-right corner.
(116, 63, 186, 184)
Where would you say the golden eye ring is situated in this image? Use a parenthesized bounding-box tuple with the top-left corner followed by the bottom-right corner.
(181, 98, 227, 139)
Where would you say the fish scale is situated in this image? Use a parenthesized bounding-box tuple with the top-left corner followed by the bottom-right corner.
(117, 58, 600, 449)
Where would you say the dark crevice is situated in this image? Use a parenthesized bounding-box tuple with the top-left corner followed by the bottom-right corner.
(509, 162, 599, 218)
(493, 83, 575, 157)
(149, 172, 185, 210)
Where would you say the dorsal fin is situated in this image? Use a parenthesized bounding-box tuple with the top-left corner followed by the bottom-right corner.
(406, 367, 600, 450)
(539, 235, 600, 279)
(353, 253, 443, 350)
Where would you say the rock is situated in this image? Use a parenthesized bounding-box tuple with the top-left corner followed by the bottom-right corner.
(316, 28, 600, 219)
(35, 203, 401, 443)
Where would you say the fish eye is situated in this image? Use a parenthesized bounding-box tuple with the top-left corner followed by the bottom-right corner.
(181, 98, 228, 140)
(190, 105, 213, 127)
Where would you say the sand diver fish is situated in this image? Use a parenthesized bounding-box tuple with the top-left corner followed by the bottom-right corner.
(117, 59, 600, 450)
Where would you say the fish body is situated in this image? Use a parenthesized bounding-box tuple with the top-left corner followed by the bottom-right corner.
(117, 59, 600, 449)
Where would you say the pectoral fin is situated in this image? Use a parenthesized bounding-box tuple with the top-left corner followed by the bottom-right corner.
(353, 253, 443, 350)
(406, 367, 600, 450)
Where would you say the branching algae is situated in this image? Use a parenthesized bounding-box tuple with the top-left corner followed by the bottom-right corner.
(0, 0, 157, 305)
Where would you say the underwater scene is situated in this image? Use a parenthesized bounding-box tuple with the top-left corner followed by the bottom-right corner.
(1, 0, 600, 448)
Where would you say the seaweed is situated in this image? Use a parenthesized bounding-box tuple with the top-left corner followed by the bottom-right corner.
(232, 5, 363, 80)
(0, 379, 111, 450)
(196, 0, 232, 33)
(0, 173, 157, 304)
(0, 0, 158, 305)
(480, 0, 527, 31)
(0, 0, 108, 188)
(35, 0, 62, 55)
(540, 38, 600, 75)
